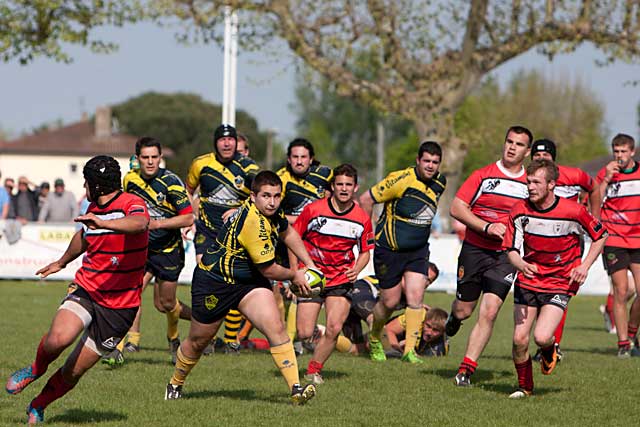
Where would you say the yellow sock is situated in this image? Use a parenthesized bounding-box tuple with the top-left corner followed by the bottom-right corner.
(270, 341, 300, 390)
(403, 307, 425, 356)
(286, 301, 298, 341)
(167, 301, 180, 340)
(116, 338, 125, 352)
(335, 335, 353, 353)
(370, 315, 387, 342)
(128, 331, 141, 347)
(223, 310, 242, 343)
(170, 346, 200, 386)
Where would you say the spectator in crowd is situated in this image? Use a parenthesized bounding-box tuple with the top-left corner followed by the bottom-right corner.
(0, 170, 9, 219)
(37, 182, 50, 211)
(38, 179, 78, 223)
(4, 177, 15, 196)
(8, 176, 38, 223)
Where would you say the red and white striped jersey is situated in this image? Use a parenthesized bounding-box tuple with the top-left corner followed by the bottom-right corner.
(555, 165, 594, 201)
(503, 197, 606, 295)
(455, 161, 528, 251)
(75, 192, 149, 309)
(596, 162, 640, 249)
(293, 198, 374, 287)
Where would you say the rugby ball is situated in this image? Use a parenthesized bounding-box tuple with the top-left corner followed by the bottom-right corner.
(292, 267, 326, 297)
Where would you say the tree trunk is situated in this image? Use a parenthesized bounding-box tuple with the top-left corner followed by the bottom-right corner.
(414, 112, 467, 233)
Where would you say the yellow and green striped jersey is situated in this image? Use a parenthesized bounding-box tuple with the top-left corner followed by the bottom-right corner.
(197, 199, 289, 286)
(186, 152, 259, 236)
(123, 168, 192, 252)
(277, 164, 333, 216)
(370, 167, 446, 251)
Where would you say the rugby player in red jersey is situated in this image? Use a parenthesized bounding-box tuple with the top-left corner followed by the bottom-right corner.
(503, 159, 607, 398)
(446, 125, 532, 386)
(5, 156, 150, 424)
(293, 164, 374, 384)
(529, 138, 601, 360)
(596, 133, 640, 358)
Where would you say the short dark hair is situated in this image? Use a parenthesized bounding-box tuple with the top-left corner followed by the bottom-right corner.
(135, 136, 162, 156)
(526, 159, 559, 182)
(251, 170, 282, 193)
(505, 125, 533, 147)
(418, 141, 442, 160)
(332, 163, 358, 184)
(611, 133, 635, 149)
(287, 138, 315, 158)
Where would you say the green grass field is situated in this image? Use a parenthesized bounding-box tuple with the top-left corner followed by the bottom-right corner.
(1, 280, 639, 426)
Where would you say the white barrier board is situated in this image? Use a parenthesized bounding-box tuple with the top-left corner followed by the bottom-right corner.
(0, 222, 611, 295)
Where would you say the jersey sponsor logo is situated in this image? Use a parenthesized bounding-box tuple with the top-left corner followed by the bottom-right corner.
(486, 179, 500, 191)
(407, 204, 436, 226)
(234, 175, 245, 189)
(307, 216, 365, 240)
(309, 217, 328, 232)
(205, 294, 219, 310)
(521, 217, 582, 237)
(260, 242, 272, 256)
(606, 179, 640, 198)
(205, 184, 242, 206)
(258, 217, 269, 241)
(384, 170, 411, 189)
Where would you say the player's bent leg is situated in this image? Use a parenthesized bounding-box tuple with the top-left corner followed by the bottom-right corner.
(368, 299, 393, 362)
(7, 304, 86, 395)
(534, 304, 564, 375)
(464, 293, 504, 362)
(402, 272, 428, 363)
(295, 300, 322, 343)
(511, 304, 536, 396)
(307, 296, 351, 384)
(27, 338, 101, 423)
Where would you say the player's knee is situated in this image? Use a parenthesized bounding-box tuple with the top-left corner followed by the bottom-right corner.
(44, 332, 70, 352)
(324, 323, 342, 340)
(533, 331, 553, 348)
(154, 300, 166, 313)
(452, 304, 472, 320)
(160, 298, 176, 313)
(512, 334, 529, 350)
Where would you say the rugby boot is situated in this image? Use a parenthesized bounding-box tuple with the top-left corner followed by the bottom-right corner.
(290, 383, 316, 406)
(6, 365, 40, 395)
(368, 338, 386, 362)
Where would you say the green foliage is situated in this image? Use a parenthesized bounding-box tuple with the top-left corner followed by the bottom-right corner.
(0, 1, 144, 64)
(111, 91, 273, 177)
(296, 70, 608, 183)
(1, 281, 640, 426)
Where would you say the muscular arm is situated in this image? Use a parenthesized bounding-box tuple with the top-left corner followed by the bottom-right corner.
(280, 225, 315, 269)
(569, 235, 607, 286)
(450, 196, 505, 239)
(345, 251, 370, 283)
(587, 187, 601, 219)
(75, 213, 149, 234)
(36, 230, 88, 277)
(150, 213, 194, 231)
(384, 317, 405, 352)
(507, 250, 538, 279)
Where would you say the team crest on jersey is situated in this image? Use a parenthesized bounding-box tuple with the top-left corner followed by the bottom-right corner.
(317, 188, 326, 198)
(196, 234, 206, 245)
(156, 192, 166, 204)
(486, 179, 501, 191)
(458, 265, 465, 280)
(205, 294, 219, 310)
(110, 256, 119, 266)
(234, 175, 245, 189)
(554, 223, 563, 234)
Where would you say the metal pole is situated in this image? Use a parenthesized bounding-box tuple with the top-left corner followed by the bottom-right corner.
(222, 6, 232, 124)
(229, 11, 238, 126)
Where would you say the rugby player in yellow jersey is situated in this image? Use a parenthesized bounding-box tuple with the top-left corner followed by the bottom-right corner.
(186, 124, 259, 355)
(165, 171, 317, 405)
(359, 141, 446, 364)
(109, 137, 194, 365)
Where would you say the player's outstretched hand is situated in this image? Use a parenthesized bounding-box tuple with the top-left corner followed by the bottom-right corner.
(74, 213, 103, 230)
(36, 261, 64, 278)
(291, 269, 311, 297)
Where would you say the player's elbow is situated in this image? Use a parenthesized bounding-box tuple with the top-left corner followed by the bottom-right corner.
(449, 198, 464, 221)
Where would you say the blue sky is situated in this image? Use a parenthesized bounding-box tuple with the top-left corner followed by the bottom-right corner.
(1, 23, 639, 144)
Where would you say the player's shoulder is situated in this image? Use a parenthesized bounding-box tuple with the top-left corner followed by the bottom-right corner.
(190, 153, 215, 170)
(159, 169, 185, 186)
(385, 166, 414, 183)
(276, 166, 288, 177)
(122, 170, 141, 187)
(235, 152, 258, 169)
(310, 164, 333, 178)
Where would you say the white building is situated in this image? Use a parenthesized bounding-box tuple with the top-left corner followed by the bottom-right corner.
(0, 107, 137, 200)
